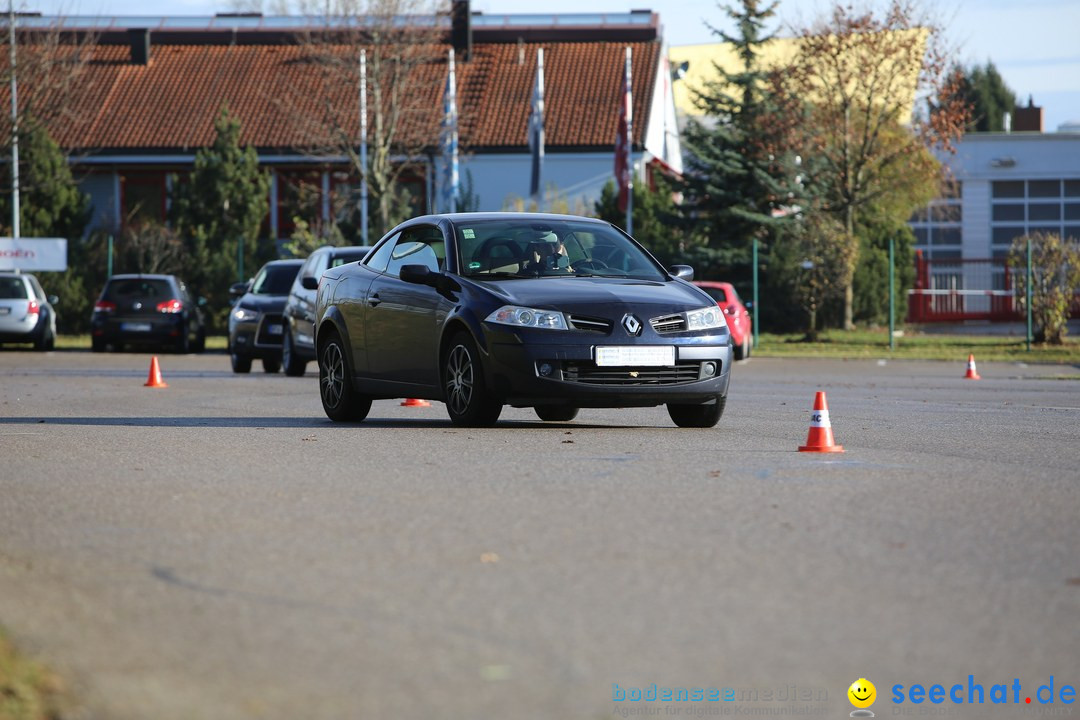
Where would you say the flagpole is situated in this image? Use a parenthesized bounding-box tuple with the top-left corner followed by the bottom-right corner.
(624, 46, 633, 236)
(359, 49, 368, 245)
(530, 47, 544, 207)
(443, 48, 459, 214)
(9, 0, 19, 238)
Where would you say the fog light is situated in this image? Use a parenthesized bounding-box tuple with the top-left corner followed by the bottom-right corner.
(702, 362, 716, 377)
(538, 362, 554, 377)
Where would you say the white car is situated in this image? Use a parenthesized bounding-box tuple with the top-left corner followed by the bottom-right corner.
(0, 272, 58, 351)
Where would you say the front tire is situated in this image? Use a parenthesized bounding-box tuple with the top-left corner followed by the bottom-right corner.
(443, 332, 502, 427)
(535, 406, 579, 422)
(318, 331, 371, 422)
(230, 350, 252, 374)
(667, 395, 726, 428)
(282, 328, 306, 377)
(262, 357, 281, 374)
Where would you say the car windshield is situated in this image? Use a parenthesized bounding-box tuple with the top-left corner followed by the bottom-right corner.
(251, 264, 300, 295)
(701, 286, 728, 304)
(104, 278, 173, 301)
(453, 219, 666, 281)
(0, 277, 28, 299)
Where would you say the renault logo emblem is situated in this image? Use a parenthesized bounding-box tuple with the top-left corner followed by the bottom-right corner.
(622, 314, 642, 336)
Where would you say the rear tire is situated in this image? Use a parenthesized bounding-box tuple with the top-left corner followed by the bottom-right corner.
(443, 331, 502, 427)
(282, 328, 307, 377)
(231, 350, 252, 374)
(34, 323, 54, 352)
(535, 406, 579, 422)
(667, 395, 726, 428)
(318, 330, 371, 422)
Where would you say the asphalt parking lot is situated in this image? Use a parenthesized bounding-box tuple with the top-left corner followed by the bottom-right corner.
(0, 350, 1078, 720)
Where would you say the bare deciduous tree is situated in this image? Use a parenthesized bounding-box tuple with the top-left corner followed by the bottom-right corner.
(274, 0, 446, 238)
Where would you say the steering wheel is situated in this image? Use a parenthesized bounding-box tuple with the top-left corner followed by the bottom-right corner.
(571, 258, 610, 272)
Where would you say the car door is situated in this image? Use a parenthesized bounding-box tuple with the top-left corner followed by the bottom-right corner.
(294, 250, 328, 343)
(364, 224, 447, 388)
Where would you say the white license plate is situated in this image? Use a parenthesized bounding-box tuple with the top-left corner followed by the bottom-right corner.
(0, 307, 10, 315)
(595, 345, 675, 367)
(267, 324, 283, 335)
(121, 322, 152, 332)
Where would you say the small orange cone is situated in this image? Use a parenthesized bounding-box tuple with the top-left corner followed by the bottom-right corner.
(400, 398, 431, 407)
(144, 356, 168, 388)
(963, 353, 981, 380)
(798, 391, 844, 453)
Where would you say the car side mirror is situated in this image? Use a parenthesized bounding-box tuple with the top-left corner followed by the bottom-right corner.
(744, 301, 753, 310)
(400, 264, 438, 287)
(301, 276, 319, 291)
(229, 282, 248, 299)
(47, 294, 59, 305)
(669, 265, 695, 281)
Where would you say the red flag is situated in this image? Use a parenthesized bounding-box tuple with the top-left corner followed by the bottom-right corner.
(614, 50, 633, 213)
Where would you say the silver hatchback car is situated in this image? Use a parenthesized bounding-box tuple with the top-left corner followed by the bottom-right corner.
(0, 271, 58, 351)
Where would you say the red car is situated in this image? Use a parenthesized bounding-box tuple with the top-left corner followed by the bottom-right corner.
(693, 281, 752, 360)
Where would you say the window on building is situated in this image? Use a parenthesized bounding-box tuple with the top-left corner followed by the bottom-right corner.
(909, 181, 962, 259)
(990, 179, 1080, 250)
(122, 172, 167, 227)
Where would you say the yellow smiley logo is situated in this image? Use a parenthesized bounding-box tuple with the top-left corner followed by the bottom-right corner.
(848, 678, 876, 709)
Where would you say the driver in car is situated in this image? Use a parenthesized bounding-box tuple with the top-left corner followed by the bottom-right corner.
(521, 235, 572, 274)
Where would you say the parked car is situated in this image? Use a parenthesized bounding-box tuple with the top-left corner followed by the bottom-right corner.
(0, 271, 58, 351)
(693, 281, 752, 360)
(228, 259, 304, 374)
(313, 212, 733, 427)
(282, 244, 372, 377)
(91, 274, 206, 353)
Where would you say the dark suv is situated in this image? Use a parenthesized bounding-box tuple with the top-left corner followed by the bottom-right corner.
(228, 259, 303, 373)
(91, 274, 206, 353)
(281, 245, 371, 376)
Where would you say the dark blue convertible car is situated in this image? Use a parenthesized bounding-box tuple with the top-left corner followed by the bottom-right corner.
(314, 213, 733, 427)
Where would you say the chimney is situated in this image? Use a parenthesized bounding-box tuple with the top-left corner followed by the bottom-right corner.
(1012, 95, 1043, 133)
(451, 0, 471, 61)
(128, 28, 150, 65)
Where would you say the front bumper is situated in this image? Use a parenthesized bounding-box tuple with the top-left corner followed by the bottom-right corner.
(484, 332, 732, 408)
(230, 313, 285, 359)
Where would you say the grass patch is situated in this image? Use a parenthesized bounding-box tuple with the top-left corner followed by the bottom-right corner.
(754, 328, 1080, 364)
(0, 628, 65, 720)
(52, 334, 228, 351)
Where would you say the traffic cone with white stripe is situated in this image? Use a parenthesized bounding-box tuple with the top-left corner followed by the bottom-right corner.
(401, 397, 431, 407)
(963, 354, 981, 380)
(798, 391, 844, 453)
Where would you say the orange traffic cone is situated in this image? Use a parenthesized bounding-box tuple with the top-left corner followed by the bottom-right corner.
(798, 391, 844, 453)
(401, 398, 431, 407)
(963, 354, 981, 380)
(144, 356, 168, 388)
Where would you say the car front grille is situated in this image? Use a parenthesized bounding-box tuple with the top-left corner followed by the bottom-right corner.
(568, 314, 613, 333)
(255, 313, 284, 346)
(649, 313, 686, 333)
(562, 361, 704, 386)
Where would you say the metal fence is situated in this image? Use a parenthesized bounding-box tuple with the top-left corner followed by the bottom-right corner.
(907, 251, 1080, 323)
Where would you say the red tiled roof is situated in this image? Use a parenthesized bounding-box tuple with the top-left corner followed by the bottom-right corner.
(24, 40, 659, 154)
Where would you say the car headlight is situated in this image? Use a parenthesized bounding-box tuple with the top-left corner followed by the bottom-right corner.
(232, 306, 259, 322)
(485, 305, 568, 330)
(685, 306, 726, 331)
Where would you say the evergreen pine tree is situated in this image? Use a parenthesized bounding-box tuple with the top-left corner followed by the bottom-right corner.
(680, 0, 802, 267)
(170, 105, 270, 331)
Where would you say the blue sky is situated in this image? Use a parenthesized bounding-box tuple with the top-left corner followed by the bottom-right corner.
(24, 0, 1080, 131)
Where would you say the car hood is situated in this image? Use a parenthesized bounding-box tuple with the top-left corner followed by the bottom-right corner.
(236, 293, 288, 312)
(471, 276, 713, 314)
